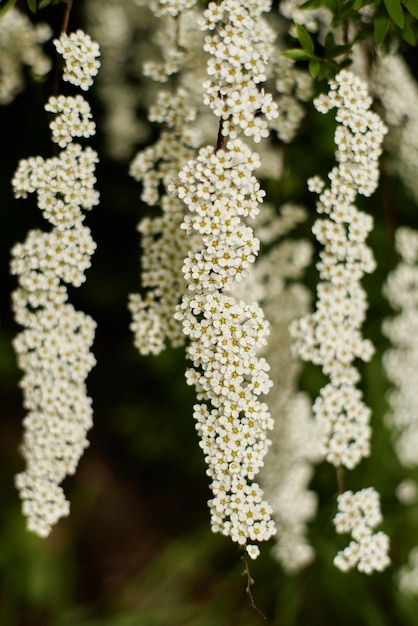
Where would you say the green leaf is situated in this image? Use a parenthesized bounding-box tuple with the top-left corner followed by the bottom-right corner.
(27, 0, 37, 12)
(324, 31, 337, 54)
(38, 0, 52, 8)
(300, 0, 338, 10)
(296, 23, 315, 54)
(384, 0, 405, 28)
(353, 0, 365, 8)
(309, 58, 321, 78)
(317, 63, 330, 81)
(326, 43, 353, 58)
(333, 0, 358, 24)
(0, 0, 17, 17)
(281, 48, 316, 61)
(403, 0, 418, 19)
(374, 13, 390, 43)
(401, 19, 417, 44)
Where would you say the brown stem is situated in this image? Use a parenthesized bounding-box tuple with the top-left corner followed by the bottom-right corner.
(242, 556, 267, 621)
(336, 465, 344, 495)
(215, 121, 224, 152)
(60, 0, 73, 34)
(381, 166, 397, 268)
(50, 0, 75, 156)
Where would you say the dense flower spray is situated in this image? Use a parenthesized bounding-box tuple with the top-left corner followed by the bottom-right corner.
(128, 0, 202, 355)
(290, 69, 390, 573)
(382, 227, 418, 591)
(11, 29, 100, 537)
(251, 205, 322, 572)
(373, 53, 418, 206)
(169, 0, 280, 559)
(383, 227, 418, 469)
(0, 6, 52, 105)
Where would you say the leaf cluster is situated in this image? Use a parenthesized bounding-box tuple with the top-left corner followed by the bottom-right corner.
(0, 0, 67, 17)
(281, 0, 418, 80)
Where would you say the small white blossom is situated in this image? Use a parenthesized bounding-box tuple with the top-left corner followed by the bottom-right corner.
(54, 30, 100, 90)
(333, 489, 390, 574)
(12, 31, 100, 537)
(0, 7, 52, 104)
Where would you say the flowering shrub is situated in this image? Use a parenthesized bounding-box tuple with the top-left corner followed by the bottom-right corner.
(2, 0, 418, 623)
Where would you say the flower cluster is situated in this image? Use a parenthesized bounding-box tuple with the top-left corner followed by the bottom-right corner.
(83, 0, 153, 160)
(270, 56, 311, 143)
(45, 95, 96, 148)
(252, 205, 322, 573)
(290, 70, 387, 470)
(333, 489, 390, 574)
(382, 227, 418, 468)
(54, 29, 100, 90)
(12, 144, 99, 230)
(128, 0, 202, 355)
(374, 53, 418, 205)
(166, 0, 280, 558)
(177, 141, 264, 291)
(0, 6, 52, 105)
(172, 138, 276, 556)
(150, 0, 196, 18)
(11, 30, 100, 537)
(199, 0, 278, 143)
(279, 0, 332, 34)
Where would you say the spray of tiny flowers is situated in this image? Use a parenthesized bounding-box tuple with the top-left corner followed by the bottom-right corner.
(11, 29, 100, 537)
(0, 6, 52, 105)
(289, 69, 390, 573)
(252, 204, 322, 573)
(128, 0, 203, 356)
(169, 0, 280, 559)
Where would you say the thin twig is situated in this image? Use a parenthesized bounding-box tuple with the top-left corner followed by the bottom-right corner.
(336, 465, 344, 495)
(242, 556, 267, 621)
(60, 0, 73, 34)
(215, 121, 224, 153)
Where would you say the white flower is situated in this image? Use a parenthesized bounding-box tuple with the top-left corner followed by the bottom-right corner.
(333, 488, 390, 574)
(54, 30, 100, 90)
(12, 31, 99, 537)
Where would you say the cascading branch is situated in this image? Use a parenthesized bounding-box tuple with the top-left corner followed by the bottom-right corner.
(169, 0, 279, 559)
(251, 205, 322, 573)
(128, 0, 202, 355)
(289, 69, 390, 573)
(382, 227, 418, 592)
(383, 227, 418, 469)
(11, 29, 100, 538)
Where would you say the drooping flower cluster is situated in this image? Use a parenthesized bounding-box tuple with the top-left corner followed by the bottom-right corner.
(199, 0, 279, 144)
(382, 227, 418, 592)
(250, 205, 322, 573)
(268, 52, 312, 143)
(289, 70, 390, 571)
(373, 53, 418, 205)
(333, 488, 390, 574)
(54, 29, 100, 91)
(11, 30, 100, 538)
(128, 1, 202, 355)
(167, 0, 280, 559)
(45, 95, 96, 148)
(290, 70, 387, 470)
(83, 0, 153, 160)
(172, 139, 276, 557)
(382, 227, 418, 468)
(0, 6, 52, 105)
(150, 0, 196, 18)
